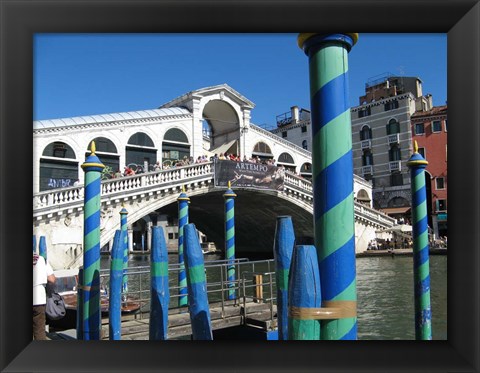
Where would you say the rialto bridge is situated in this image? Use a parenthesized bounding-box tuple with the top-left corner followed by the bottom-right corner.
(33, 84, 396, 270)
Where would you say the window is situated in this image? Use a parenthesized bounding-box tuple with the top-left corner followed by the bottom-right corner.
(432, 120, 442, 132)
(362, 150, 373, 166)
(278, 152, 295, 164)
(386, 119, 400, 135)
(390, 172, 403, 186)
(415, 123, 425, 135)
(282, 131, 287, 138)
(418, 147, 426, 159)
(436, 199, 447, 212)
(389, 145, 401, 161)
(358, 107, 371, 118)
(436, 177, 445, 190)
(302, 140, 308, 150)
(360, 125, 372, 140)
(301, 126, 307, 133)
(384, 100, 399, 111)
(168, 233, 174, 240)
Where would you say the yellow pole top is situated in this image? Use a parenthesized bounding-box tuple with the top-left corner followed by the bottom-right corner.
(228, 181, 231, 188)
(414, 140, 419, 153)
(90, 141, 96, 155)
(182, 185, 186, 193)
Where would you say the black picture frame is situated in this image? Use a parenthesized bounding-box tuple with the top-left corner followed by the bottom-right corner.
(1, 0, 479, 371)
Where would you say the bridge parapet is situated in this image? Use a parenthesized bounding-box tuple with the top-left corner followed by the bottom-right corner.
(33, 161, 394, 229)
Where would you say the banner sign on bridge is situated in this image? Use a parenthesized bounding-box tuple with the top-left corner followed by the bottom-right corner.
(214, 160, 285, 191)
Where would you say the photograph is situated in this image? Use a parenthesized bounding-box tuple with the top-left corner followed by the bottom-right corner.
(1, 1, 479, 372)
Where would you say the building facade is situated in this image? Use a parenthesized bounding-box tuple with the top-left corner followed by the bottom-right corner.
(271, 75, 447, 235)
(411, 105, 448, 238)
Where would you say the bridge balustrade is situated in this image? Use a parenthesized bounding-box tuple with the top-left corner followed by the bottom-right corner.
(33, 160, 395, 229)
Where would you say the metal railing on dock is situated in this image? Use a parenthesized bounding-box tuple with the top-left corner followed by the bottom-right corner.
(98, 257, 277, 330)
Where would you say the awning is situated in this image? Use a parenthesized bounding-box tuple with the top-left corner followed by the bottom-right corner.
(210, 139, 237, 156)
(379, 207, 411, 215)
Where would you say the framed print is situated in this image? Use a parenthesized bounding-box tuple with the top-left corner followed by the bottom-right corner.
(1, 0, 479, 371)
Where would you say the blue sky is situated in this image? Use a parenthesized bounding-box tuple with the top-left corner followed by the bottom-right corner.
(33, 33, 447, 127)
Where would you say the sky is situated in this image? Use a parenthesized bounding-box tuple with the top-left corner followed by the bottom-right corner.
(33, 33, 447, 128)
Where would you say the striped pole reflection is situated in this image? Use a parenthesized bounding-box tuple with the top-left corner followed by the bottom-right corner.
(407, 141, 432, 340)
(298, 33, 358, 340)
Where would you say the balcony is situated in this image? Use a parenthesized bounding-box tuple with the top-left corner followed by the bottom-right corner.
(388, 133, 400, 145)
(389, 161, 401, 172)
(361, 139, 371, 150)
(362, 165, 373, 176)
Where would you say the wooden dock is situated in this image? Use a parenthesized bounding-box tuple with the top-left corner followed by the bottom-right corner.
(49, 298, 277, 340)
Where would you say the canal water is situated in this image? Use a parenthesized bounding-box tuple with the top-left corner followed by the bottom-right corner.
(101, 253, 447, 340)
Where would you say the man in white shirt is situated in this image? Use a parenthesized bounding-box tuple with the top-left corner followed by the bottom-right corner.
(33, 253, 56, 340)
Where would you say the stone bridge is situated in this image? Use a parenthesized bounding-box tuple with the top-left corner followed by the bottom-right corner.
(33, 162, 395, 270)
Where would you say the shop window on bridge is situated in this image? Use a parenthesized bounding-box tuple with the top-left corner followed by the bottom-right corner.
(85, 137, 120, 178)
(40, 142, 78, 191)
(300, 162, 312, 180)
(277, 152, 296, 173)
(126, 132, 157, 172)
(252, 142, 273, 162)
(162, 128, 190, 167)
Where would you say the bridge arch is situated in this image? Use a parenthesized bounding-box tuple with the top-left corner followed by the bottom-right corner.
(162, 127, 191, 166)
(201, 99, 240, 153)
(277, 152, 296, 173)
(39, 141, 79, 191)
(126, 131, 158, 171)
(85, 137, 120, 175)
(252, 141, 274, 161)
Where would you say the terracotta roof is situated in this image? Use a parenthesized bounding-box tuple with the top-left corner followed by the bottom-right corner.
(412, 105, 447, 118)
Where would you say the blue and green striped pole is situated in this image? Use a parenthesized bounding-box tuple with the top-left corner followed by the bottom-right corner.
(298, 33, 358, 340)
(177, 186, 190, 307)
(149, 226, 170, 340)
(33, 235, 37, 254)
(407, 141, 432, 340)
(76, 267, 84, 339)
(273, 216, 295, 340)
(80, 141, 105, 340)
(288, 245, 321, 340)
(119, 206, 129, 295)
(39, 236, 47, 261)
(109, 229, 124, 340)
(184, 223, 213, 340)
(223, 181, 237, 300)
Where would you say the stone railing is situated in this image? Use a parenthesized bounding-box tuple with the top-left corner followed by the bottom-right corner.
(33, 161, 394, 229)
(249, 123, 312, 158)
(33, 162, 213, 217)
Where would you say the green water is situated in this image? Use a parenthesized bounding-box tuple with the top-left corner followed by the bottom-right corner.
(101, 254, 447, 340)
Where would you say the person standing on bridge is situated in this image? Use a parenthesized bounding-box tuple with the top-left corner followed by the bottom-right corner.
(33, 253, 56, 340)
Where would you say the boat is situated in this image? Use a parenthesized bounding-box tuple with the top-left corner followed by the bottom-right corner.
(48, 269, 141, 330)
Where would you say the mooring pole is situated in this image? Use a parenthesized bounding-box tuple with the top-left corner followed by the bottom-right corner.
(298, 33, 358, 340)
(223, 181, 237, 300)
(33, 235, 37, 254)
(177, 186, 190, 307)
(407, 141, 432, 340)
(39, 236, 47, 262)
(109, 229, 124, 340)
(288, 245, 321, 340)
(119, 205, 129, 295)
(80, 141, 105, 340)
(149, 226, 170, 340)
(273, 216, 295, 340)
(184, 223, 213, 340)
